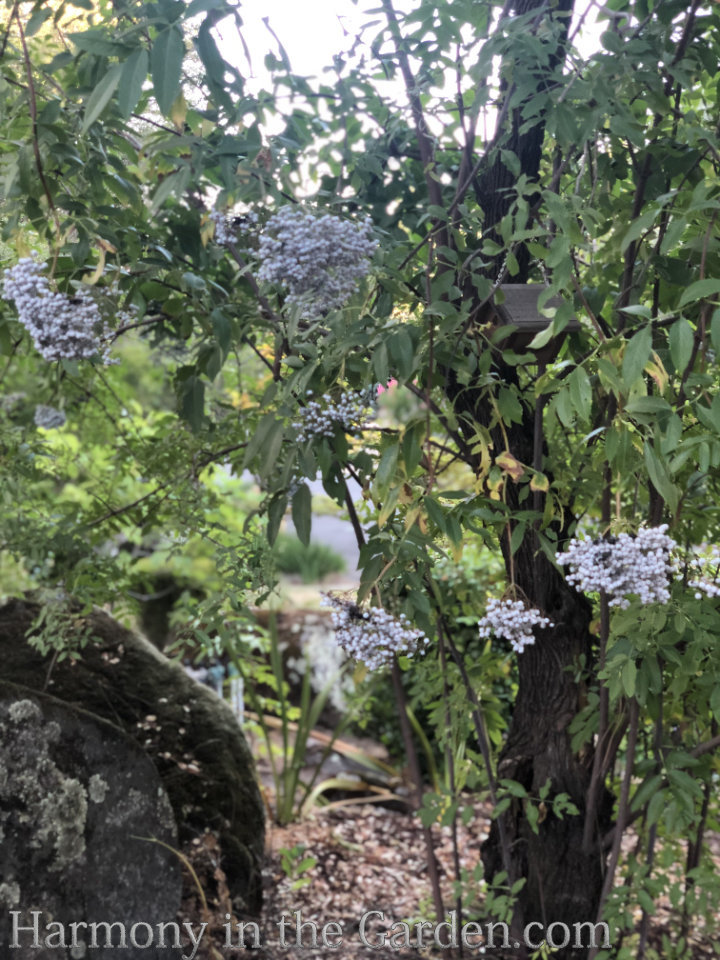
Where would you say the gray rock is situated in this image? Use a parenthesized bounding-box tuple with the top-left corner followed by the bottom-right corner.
(0, 686, 182, 959)
(0, 599, 264, 921)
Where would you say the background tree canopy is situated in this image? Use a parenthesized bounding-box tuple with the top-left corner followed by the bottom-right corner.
(2, 0, 720, 955)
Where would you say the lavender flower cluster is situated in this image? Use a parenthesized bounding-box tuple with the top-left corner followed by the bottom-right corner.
(689, 545, 720, 599)
(292, 391, 371, 442)
(478, 598, 553, 654)
(257, 206, 377, 314)
(34, 405, 66, 429)
(210, 208, 259, 246)
(2, 259, 112, 363)
(556, 525, 676, 608)
(321, 594, 429, 671)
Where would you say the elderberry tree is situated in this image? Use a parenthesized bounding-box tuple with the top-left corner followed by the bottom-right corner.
(3, 0, 720, 955)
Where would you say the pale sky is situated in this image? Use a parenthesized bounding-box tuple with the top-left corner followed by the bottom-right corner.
(215, 0, 603, 86)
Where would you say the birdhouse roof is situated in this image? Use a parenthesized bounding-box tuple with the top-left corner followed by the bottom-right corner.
(492, 284, 572, 331)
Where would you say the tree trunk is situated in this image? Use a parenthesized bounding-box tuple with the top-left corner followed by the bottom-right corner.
(449, 0, 614, 951)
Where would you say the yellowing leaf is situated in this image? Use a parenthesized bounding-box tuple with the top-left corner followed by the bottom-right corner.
(646, 352, 669, 393)
(530, 473, 550, 492)
(496, 450, 525, 482)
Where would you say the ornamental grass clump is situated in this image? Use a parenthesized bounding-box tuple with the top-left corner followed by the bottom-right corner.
(257, 206, 377, 314)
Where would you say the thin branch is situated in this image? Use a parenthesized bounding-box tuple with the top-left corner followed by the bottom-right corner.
(380, 0, 449, 250)
(15, 8, 62, 244)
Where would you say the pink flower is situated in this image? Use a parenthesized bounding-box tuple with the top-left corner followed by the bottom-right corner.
(376, 378, 398, 395)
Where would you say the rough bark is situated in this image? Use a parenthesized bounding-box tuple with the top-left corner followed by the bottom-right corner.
(447, 0, 614, 952)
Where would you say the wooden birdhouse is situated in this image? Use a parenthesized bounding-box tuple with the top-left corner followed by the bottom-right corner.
(483, 284, 581, 363)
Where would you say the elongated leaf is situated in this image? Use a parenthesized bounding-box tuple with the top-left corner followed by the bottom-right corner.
(291, 484, 312, 546)
(668, 318, 694, 372)
(569, 366, 591, 421)
(81, 64, 122, 133)
(196, 21, 226, 86)
(622, 327, 652, 387)
(152, 27, 185, 116)
(678, 278, 720, 308)
(118, 48, 149, 118)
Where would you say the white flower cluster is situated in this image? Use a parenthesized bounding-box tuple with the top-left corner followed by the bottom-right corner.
(556, 525, 676, 608)
(257, 206, 377, 314)
(292, 390, 371, 442)
(321, 594, 429, 671)
(210, 208, 258, 246)
(689, 545, 720, 599)
(2, 258, 112, 363)
(478, 598, 553, 654)
(34, 405, 66, 429)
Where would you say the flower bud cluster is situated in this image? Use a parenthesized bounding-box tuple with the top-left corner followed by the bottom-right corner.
(292, 390, 371, 442)
(478, 598, 553, 654)
(210, 209, 259, 246)
(321, 594, 429, 671)
(34, 405, 66, 429)
(257, 206, 377, 314)
(556, 525, 676, 608)
(689, 546, 720, 599)
(2, 258, 112, 363)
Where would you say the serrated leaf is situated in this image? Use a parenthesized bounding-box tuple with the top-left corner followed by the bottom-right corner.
(195, 21, 226, 85)
(569, 366, 591, 420)
(178, 375, 204, 432)
(81, 64, 122, 132)
(668, 318, 694, 372)
(118, 48, 149, 118)
(152, 27, 185, 116)
(292, 483, 312, 546)
(621, 659, 637, 698)
(622, 327, 652, 387)
(678, 278, 720, 308)
(644, 441, 679, 511)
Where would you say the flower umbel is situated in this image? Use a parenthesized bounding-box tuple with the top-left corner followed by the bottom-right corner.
(556, 525, 676, 608)
(3, 258, 112, 364)
(293, 390, 372, 442)
(322, 594, 429, 670)
(257, 207, 377, 315)
(478, 598, 553, 654)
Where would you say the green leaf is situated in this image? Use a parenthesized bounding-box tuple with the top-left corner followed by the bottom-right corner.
(622, 327, 652, 387)
(292, 483, 312, 546)
(678, 279, 720, 309)
(81, 64, 123, 133)
(267, 495, 287, 546)
(118, 48, 149, 118)
(621, 659, 637, 698)
(195, 21, 226, 86)
(711, 308, 720, 353)
(178, 375, 205, 432)
(644, 442, 679, 511)
(569, 366, 591, 421)
(373, 445, 398, 496)
(668, 318, 694, 372)
(152, 27, 185, 116)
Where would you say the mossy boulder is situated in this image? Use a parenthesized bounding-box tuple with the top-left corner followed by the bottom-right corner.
(0, 599, 265, 918)
(0, 685, 182, 959)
